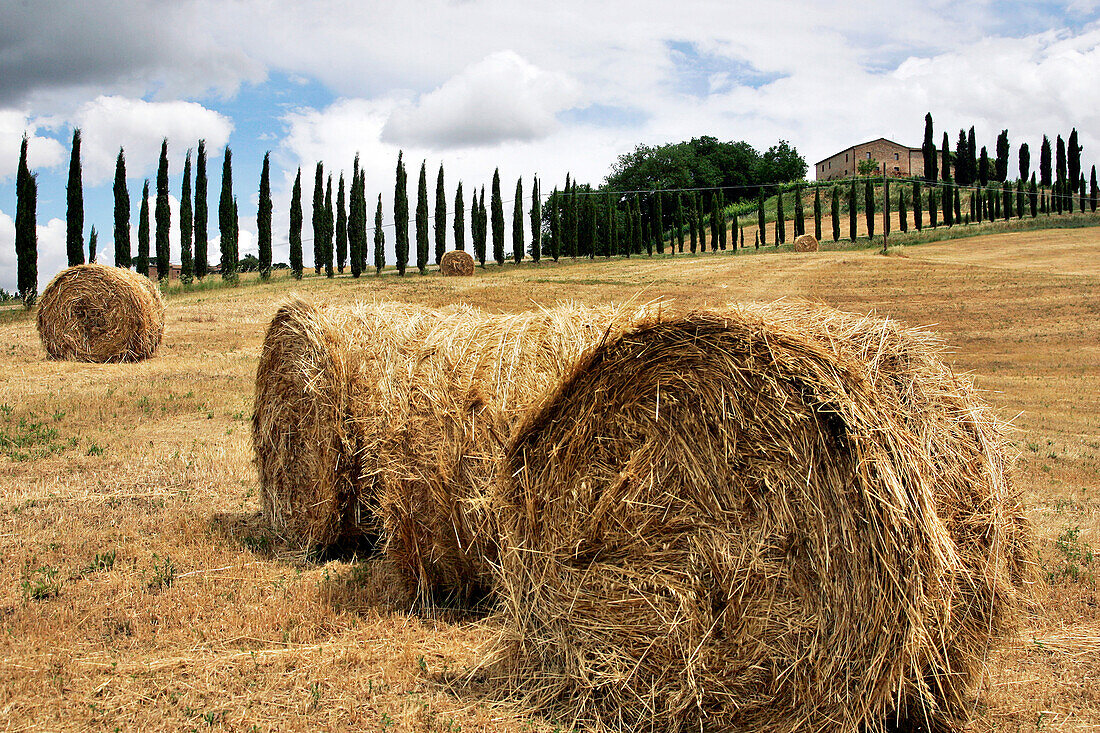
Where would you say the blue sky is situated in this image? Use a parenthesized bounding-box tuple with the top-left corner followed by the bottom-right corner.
(3, 0, 1100, 290)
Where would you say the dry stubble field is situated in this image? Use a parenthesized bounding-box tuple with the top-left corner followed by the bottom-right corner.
(1, 228, 1098, 732)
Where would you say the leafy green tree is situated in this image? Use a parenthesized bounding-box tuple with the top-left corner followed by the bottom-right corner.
(155, 138, 170, 281)
(219, 148, 238, 282)
(922, 113, 937, 182)
(865, 177, 875, 238)
(1019, 143, 1030, 183)
(112, 148, 130, 269)
(194, 141, 208, 278)
(776, 188, 785, 243)
(394, 152, 409, 275)
(335, 173, 347, 275)
(416, 160, 429, 273)
(830, 185, 840, 242)
(435, 163, 446, 264)
(290, 168, 303, 279)
(312, 162, 324, 273)
(66, 128, 84, 266)
(137, 180, 150, 276)
(995, 129, 1009, 182)
(513, 177, 524, 263)
(453, 182, 465, 252)
(374, 194, 386, 274)
(180, 149, 194, 284)
(16, 135, 38, 306)
(530, 177, 542, 262)
(88, 226, 97, 263)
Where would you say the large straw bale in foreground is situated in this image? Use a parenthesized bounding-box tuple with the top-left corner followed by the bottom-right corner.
(489, 303, 1031, 733)
(252, 298, 440, 549)
(440, 250, 475, 276)
(36, 264, 164, 362)
(793, 233, 819, 252)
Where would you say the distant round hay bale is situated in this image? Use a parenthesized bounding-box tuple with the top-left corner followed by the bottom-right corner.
(252, 297, 439, 550)
(793, 233, 819, 251)
(440, 250, 475, 276)
(36, 264, 164, 362)
(488, 303, 1031, 732)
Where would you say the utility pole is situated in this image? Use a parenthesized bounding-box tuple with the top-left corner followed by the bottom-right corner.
(881, 169, 888, 254)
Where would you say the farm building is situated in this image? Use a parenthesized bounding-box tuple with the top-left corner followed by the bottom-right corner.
(815, 138, 924, 181)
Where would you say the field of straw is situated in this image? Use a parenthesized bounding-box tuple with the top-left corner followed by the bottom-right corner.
(1, 227, 1098, 731)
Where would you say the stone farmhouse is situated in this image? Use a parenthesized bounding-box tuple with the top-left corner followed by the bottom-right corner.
(815, 138, 924, 181)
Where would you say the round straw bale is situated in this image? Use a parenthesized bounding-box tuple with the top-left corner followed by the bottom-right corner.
(363, 303, 645, 607)
(36, 264, 164, 362)
(252, 297, 439, 550)
(793, 233, 819, 251)
(488, 304, 1030, 732)
(440, 250, 475, 276)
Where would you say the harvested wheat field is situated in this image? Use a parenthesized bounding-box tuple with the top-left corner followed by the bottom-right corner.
(1, 227, 1098, 731)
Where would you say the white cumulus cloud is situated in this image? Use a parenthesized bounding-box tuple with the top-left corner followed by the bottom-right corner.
(0, 111, 66, 181)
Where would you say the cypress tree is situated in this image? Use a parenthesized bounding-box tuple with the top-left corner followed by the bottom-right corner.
(336, 173, 347, 275)
(530, 178, 542, 262)
(955, 130, 969, 185)
(675, 194, 685, 253)
(655, 192, 666, 254)
(194, 141, 208, 279)
(831, 185, 840, 242)
(66, 128, 84, 266)
(1030, 174, 1038, 217)
(995, 130, 1009, 182)
(929, 188, 938, 228)
(454, 182, 465, 252)
(1091, 166, 1098, 212)
(813, 185, 822, 240)
(290, 168, 303, 279)
(979, 147, 990, 187)
(395, 152, 409, 275)
(569, 183, 580, 258)
(416, 160, 429, 273)
(922, 113, 936, 182)
(490, 169, 504, 265)
(155, 138, 170, 281)
(608, 191, 618, 256)
(513, 177, 524, 263)
(640, 196, 650, 256)
(15, 142, 37, 307)
(756, 188, 765, 246)
(312, 162, 324, 273)
(689, 195, 698, 252)
(435, 163, 446, 264)
(374, 194, 386, 274)
(1080, 174, 1087, 213)
(181, 149, 193, 284)
(1016, 178, 1026, 220)
(955, 187, 961, 224)
(694, 192, 705, 251)
(587, 192, 597, 259)
(88, 227, 97, 263)
(481, 187, 491, 262)
(219, 147, 237, 283)
(1002, 182, 1012, 219)
(731, 208, 739, 252)
(324, 176, 334, 277)
(549, 187, 560, 260)
(1056, 135, 1067, 211)
(849, 178, 858, 241)
(113, 148, 131, 269)
(356, 169, 368, 275)
(942, 183, 953, 227)
(350, 159, 364, 277)
(967, 127, 977, 185)
(865, 177, 875, 238)
(776, 188, 785, 243)
(883, 178, 891, 235)
(942, 132, 951, 181)
(1068, 128, 1081, 193)
(899, 188, 908, 232)
(991, 186, 999, 220)
(15, 136, 37, 306)
(1040, 135, 1052, 187)
(1019, 143, 1031, 183)
(474, 186, 487, 265)
(137, 180, 150, 277)
(914, 180, 922, 231)
(792, 184, 803, 236)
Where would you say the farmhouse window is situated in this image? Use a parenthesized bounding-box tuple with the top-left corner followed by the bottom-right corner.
(866, 152, 871, 159)
(894, 152, 899, 160)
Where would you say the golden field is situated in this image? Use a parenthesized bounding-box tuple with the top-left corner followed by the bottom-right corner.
(1, 228, 1098, 732)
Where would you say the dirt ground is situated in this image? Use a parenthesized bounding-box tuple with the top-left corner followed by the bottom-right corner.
(1, 227, 1098, 731)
